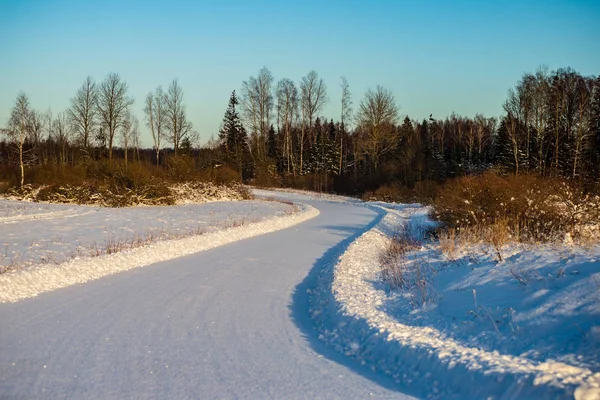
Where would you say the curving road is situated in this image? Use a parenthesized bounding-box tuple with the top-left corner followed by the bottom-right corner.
(0, 193, 414, 399)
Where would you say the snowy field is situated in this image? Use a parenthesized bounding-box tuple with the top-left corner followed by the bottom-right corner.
(1, 189, 599, 398)
(0, 197, 322, 302)
(309, 199, 600, 399)
(0, 199, 293, 272)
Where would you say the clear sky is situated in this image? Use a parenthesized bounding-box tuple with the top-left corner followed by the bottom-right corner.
(1, 0, 599, 147)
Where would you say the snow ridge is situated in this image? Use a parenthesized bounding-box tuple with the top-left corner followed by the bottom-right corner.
(0, 203, 319, 303)
(310, 204, 600, 399)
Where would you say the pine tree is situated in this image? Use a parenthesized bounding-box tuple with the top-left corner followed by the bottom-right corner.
(266, 124, 277, 160)
(179, 136, 193, 156)
(219, 91, 250, 180)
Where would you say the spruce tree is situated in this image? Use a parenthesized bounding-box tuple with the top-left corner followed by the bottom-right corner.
(219, 91, 250, 180)
(267, 124, 277, 160)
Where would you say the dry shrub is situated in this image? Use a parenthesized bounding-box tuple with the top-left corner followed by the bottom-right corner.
(437, 225, 485, 261)
(363, 180, 441, 204)
(164, 155, 198, 182)
(235, 185, 253, 200)
(251, 162, 282, 188)
(197, 164, 241, 185)
(433, 172, 600, 244)
(485, 218, 511, 261)
(0, 181, 9, 195)
(412, 180, 440, 203)
(25, 163, 87, 187)
(380, 233, 418, 289)
(35, 181, 173, 207)
(437, 228, 458, 260)
(2, 157, 256, 207)
(380, 233, 438, 307)
(281, 174, 311, 191)
(362, 183, 413, 203)
(169, 181, 252, 203)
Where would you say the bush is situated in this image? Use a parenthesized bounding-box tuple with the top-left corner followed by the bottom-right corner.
(164, 155, 198, 182)
(380, 233, 437, 307)
(362, 183, 412, 203)
(433, 172, 600, 244)
(197, 164, 241, 185)
(252, 162, 282, 188)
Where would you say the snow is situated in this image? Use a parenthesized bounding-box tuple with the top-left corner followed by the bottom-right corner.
(0, 190, 411, 399)
(0, 199, 317, 302)
(1, 189, 599, 398)
(0, 198, 293, 272)
(309, 200, 600, 399)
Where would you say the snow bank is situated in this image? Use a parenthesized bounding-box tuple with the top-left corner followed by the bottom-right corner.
(310, 203, 600, 399)
(0, 203, 319, 303)
(1, 199, 292, 271)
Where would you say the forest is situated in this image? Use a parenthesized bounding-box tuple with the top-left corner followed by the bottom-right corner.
(1, 66, 599, 202)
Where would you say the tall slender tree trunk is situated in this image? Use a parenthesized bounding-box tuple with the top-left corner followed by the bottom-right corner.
(299, 124, 305, 174)
(19, 143, 24, 190)
(339, 137, 343, 175)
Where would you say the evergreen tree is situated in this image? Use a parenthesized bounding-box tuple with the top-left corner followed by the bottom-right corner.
(266, 124, 277, 159)
(179, 136, 193, 156)
(219, 91, 250, 179)
(396, 116, 418, 185)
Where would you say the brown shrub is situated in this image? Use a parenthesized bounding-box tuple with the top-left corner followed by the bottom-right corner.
(196, 164, 241, 185)
(433, 172, 600, 243)
(362, 183, 413, 203)
(164, 155, 198, 182)
(362, 180, 441, 204)
(251, 162, 282, 188)
(380, 232, 438, 307)
(380, 233, 418, 289)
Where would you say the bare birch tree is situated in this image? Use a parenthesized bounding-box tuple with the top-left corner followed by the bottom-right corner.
(502, 88, 526, 175)
(6, 92, 32, 189)
(120, 112, 139, 166)
(531, 66, 550, 174)
(96, 73, 133, 161)
(340, 76, 352, 174)
(356, 86, 399, 172)
(144, 86, 167, 165)
(165, 79, 192, 156)
(68, 76, 98, 153)
(276, 78, 298, 174)
(341, 76, 352, 129)
(52, 111, 72, 165)
(573, 76, 593, 178)
(299, 70, 328, 173)
(241, 67, 274, 161)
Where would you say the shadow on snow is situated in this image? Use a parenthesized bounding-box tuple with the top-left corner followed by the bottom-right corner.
(288, 205, 417, 396)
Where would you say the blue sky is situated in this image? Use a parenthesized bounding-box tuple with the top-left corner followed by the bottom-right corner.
(1, 0, 599, 147)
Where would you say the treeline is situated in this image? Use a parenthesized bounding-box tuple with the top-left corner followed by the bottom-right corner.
(214, 66, 599, 194)
(1, 66, 599, 197)
(1, 73, 196, 189)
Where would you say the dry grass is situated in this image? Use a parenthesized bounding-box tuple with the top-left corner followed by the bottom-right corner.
(0, 225, 212, 274)
(379, 232, 438, 307)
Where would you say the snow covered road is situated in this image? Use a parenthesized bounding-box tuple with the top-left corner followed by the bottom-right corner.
(0, 194, 413, 399)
